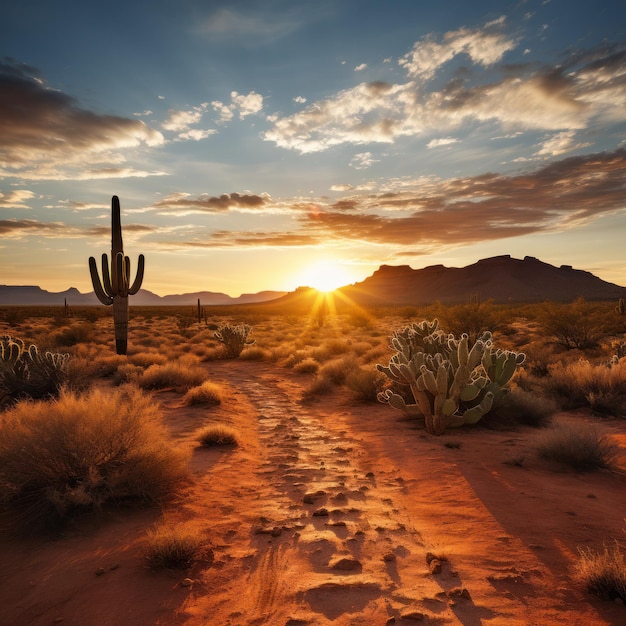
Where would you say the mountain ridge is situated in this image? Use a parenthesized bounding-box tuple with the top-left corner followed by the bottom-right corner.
(2, 255, 625, 306)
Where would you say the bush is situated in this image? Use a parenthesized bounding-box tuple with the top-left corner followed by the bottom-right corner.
(483, 388, 556, 429)
(214, 323, 254, 358)
(144, 523, 210, 570)
(182, 381, 223, 406)
(293, 358, 320, 374)
(535, 422, 619, 471)
(196, 424, 239, 447)
(138, 362, 206, 391)
(345, 367, 385, 403)
(575, 542, 626, 602)
(0, 387, 189, 530)
(543, 358, 626, 415)
(539, 298, 607, 350)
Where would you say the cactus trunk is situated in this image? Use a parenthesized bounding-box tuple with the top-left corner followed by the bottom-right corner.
(88, 196, 144, 355)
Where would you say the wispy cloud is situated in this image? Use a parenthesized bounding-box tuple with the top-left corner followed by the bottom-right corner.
(0, 189, 35, 208)
(264, 24, 626, 155)
(0, 58, 164, 180)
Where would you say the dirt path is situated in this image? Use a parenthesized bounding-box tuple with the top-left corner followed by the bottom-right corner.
(177, 361, 625, 625)
(1, 360, 624, 625)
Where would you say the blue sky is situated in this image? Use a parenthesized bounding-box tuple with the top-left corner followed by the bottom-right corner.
(1, 0, 625, 296)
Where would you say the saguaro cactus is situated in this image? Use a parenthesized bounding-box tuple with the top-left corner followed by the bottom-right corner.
(89, 196, 144, 355)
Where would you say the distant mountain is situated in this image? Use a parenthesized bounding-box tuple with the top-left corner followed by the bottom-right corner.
(336, 255, 626, 305)
(0, 285, 286, 306)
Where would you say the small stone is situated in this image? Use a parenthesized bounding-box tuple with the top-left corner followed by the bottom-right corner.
(400, 610, 425, 620)
(365, 472, 375, 478)
(329, 556, 362, 571)
(302, 494, 316, 504)
(95, 568, 106, 576)
(429, 559, 442, 575)
(109, 563, 120, 571)
(447, 587, 471, 600)
(312, 508, 329, 517)
(180, 578, 194, 587)
(383, 553, 396, 562)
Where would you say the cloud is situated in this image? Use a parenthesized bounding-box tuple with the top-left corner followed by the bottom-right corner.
(152, 192, 269, 214)
(293, 96, 307, 104)
(0, 59, 164, 180)
(398, 17, 516, 80)
(212, 91, 264, 123)
(355, 63, 368, 72)
(350, 152, 379, 169)
(264, 30, 626, 154)
(0, 217, 157, 240)
(296, 148, 626, 247)
(0, 189, 35, 208)
(427, 137, 460, 148)
(534, 130, 590, 157)
(198, 7, 301, 42)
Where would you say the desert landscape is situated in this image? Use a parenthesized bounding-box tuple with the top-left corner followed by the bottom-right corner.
(1, 296, 625, 626)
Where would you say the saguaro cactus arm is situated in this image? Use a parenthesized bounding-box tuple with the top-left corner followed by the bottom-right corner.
(87, 195, 145, 355)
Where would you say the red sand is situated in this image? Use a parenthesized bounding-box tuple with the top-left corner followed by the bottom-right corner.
(1, 360, 625, 625)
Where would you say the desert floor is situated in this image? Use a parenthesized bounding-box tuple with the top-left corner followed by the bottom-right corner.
(1, 357, 625, 626)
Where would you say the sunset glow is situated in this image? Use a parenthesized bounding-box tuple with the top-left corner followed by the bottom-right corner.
(1, 1, 625, 296)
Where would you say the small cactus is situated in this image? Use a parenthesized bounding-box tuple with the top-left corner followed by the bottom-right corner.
(377, 320, 524, 435)
(0, 335, 70, 404)
(88, 196, 144, 355)
(214, 323, 255, 358)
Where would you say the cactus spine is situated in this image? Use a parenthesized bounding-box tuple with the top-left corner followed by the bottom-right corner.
(88, 196, 144, 355)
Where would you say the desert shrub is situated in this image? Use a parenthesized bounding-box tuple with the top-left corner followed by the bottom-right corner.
(318, 355, 359, 385)
(0, 386, 189, 530)
(0, 335, 70, 405)
(575, 542, 626, 602)
(302, 375, 335, 402)
(214, 323, 254, 358)
(50, 322, 96, 347)
(311, 338, 351, 361)
(138, 362, 206, 391)
(436, 301, 502, 342)
(345, 367, 385, 403)
(543, 358, 626, 415)
(144, 523, 210, 570)
(535, 422, 619, 471)
(284, 350, 308, 368)
(128, 351, 168, 367)
(182, 381, 223, 406)
(112, 363, 144, 385)
(196, 424, 239, 446)
(294, 358, 320, 374)
(238, 346, 272, 361)
(539, 298, 607, 350)
(483, 388, 556, 429)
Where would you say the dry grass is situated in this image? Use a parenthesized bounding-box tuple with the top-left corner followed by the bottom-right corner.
(293, 357, 320, 374)
(535, 422, 620, 472)
(138, 361, 206, 391)
(196, 424, 239, 447)
(0, 386, 189, 530)
(182, 381, 223, 406)
(575, 542, 626, 602)
(144, 523, 211, 570)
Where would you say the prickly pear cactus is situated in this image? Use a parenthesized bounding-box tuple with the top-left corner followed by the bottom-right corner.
(0, 335, 70, 404)
(214, 323, 255, 358)
(377, 320, 524, 435)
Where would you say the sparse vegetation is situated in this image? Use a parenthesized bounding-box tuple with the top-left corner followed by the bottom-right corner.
(183, 381, 223, 406)
(144, 523, 210, 570)
(535, 422, 619, 471)
(214, 323, 255, 358)
(0, 386, 189, 530)
(138, 360, 206, 390)
(196, 424, 239, 447)
(575, 542, 626, 602)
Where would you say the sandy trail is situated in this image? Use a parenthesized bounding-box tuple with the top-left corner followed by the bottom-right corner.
(0, 360, 624, 625)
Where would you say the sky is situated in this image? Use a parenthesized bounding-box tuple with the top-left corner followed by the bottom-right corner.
(1, 0, 626, 297)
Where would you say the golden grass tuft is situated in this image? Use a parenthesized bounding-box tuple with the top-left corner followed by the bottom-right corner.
(535, 422, 620, 472)
(144, 523, 211, 570)
(196, 424, 239, 447)
(182, 381, 223, 406)
(138, 361, 206, 390)
(0, 386, 189, 530)
(575, 542, 626, 602)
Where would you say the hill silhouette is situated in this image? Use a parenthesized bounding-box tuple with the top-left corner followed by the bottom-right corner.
(2, 256, 625, 307)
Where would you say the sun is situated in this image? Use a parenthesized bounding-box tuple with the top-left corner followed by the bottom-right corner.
(298, 260, 354, 293)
